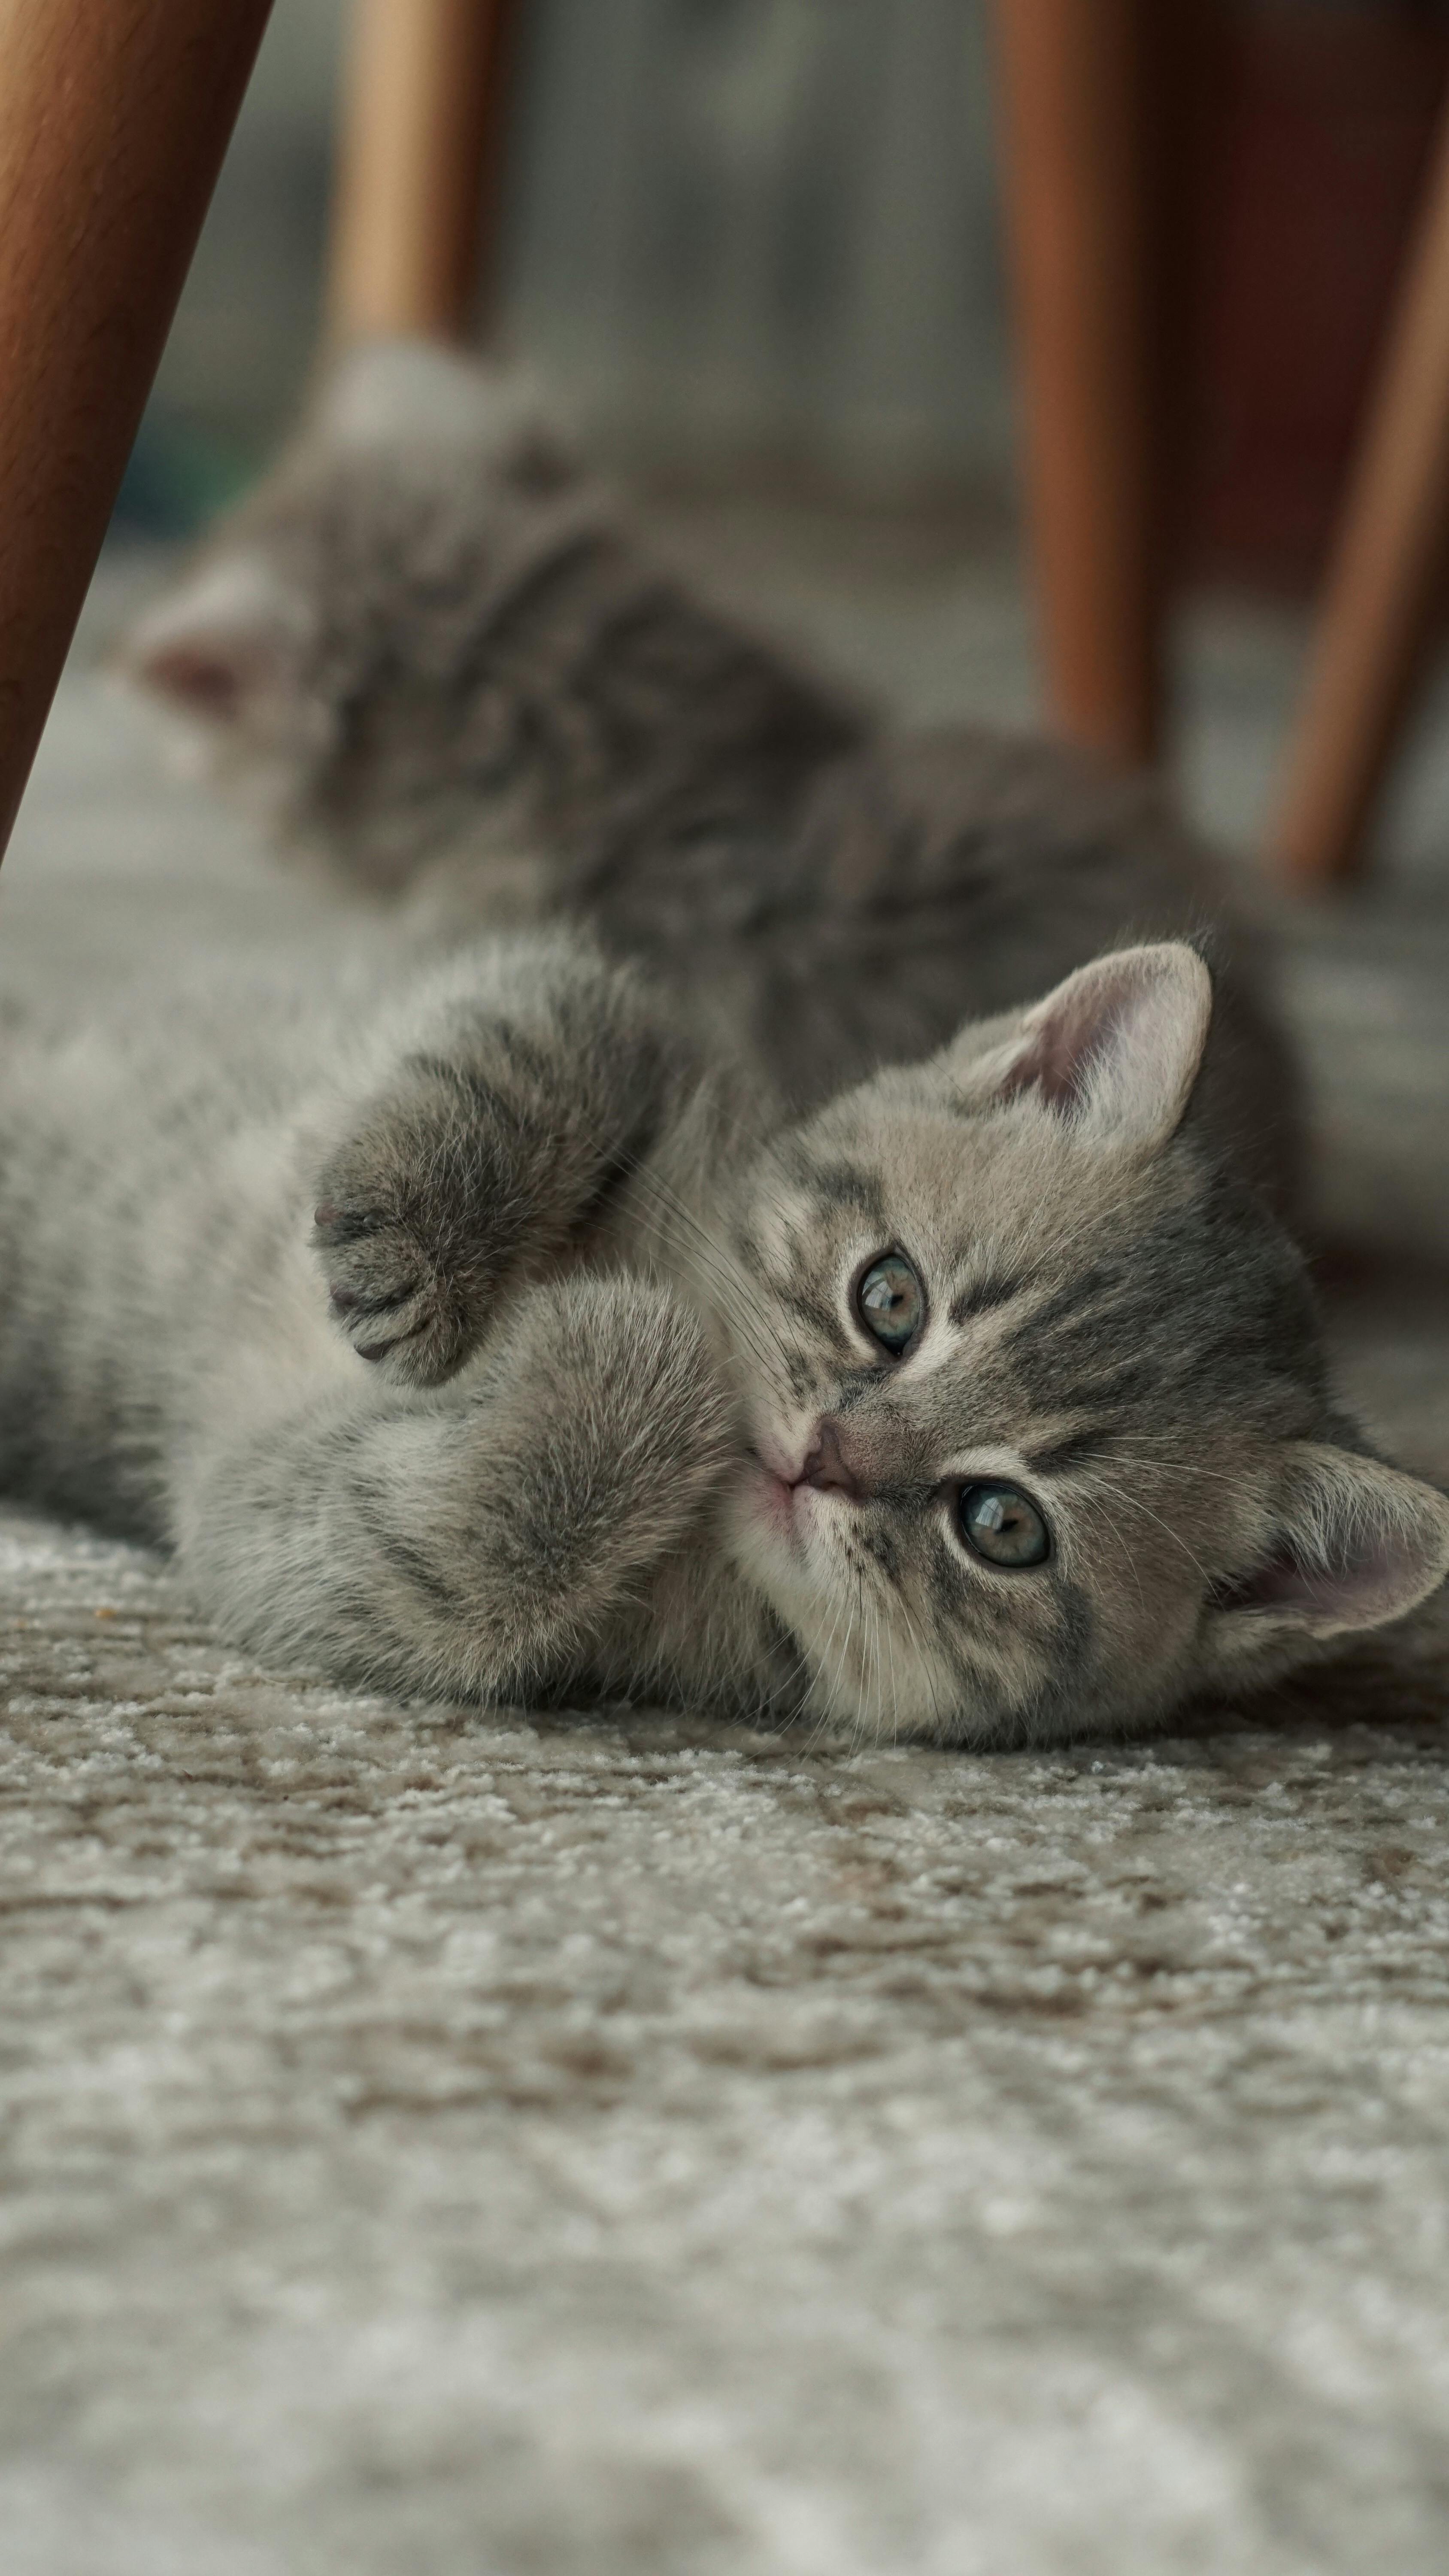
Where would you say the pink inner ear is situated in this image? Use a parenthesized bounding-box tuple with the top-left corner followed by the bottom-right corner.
(1219, 1547, 1336, 1616)
(1002, 985, 1131, 1115)
(139, 643, 249, 722)
(986, 944, 1213, 1146)
(1228, 1529, 1431, 1631)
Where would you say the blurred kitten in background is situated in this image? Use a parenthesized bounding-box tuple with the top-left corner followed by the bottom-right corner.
(123, 342, 1302, 1215)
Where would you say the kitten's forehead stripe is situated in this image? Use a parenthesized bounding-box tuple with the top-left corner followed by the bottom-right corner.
(948, 1270, 1027, 1326)
(803, 1160, 888, 1223)
(1004, 1262, 1120, 1347)
(987, 1185, 1325, 1442)
(1024, 1426, 1116, 1477)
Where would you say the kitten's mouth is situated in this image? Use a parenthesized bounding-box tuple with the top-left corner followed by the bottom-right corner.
(746, 1448, 855, 1561)
(746, 1449, 805, 1547)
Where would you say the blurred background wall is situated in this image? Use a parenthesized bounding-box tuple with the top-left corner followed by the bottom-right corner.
(133, 0, 1449, 596)
(500, 0, 1010, 492)
(131, 0, 1015, 524)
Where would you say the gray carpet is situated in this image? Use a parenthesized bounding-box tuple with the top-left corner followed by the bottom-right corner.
(2, 544, 1448, 2574)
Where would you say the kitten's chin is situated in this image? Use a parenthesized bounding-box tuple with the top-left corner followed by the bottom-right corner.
(726, 1469, 817, 1618)
(728, 1458, 847, 1607)
(726, 1479, 949, 1742)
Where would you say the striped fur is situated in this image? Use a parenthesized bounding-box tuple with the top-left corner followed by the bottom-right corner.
(0, 932, 1441, 1743)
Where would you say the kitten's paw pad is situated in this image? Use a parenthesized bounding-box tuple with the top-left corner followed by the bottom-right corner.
(311, 1150, 487, 1386)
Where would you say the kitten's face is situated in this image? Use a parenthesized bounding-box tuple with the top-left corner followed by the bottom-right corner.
(714, 948, 1449, 1743)
(121, 344, 589, 884)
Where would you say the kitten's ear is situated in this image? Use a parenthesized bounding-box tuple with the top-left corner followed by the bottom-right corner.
(121, 552, 311, 729)
(1208, 1444, 1449, 1677)
(988, 943, 1213, 1151)
(314, 339, 579, 494)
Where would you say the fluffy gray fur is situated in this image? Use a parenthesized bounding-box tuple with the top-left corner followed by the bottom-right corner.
(125, 343, 1300, 1211)
(0, 932, 1442, 1743)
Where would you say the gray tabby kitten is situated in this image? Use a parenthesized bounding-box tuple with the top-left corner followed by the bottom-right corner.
(124, 343, 1300, 1211)
(0, 929, 1442, 1741)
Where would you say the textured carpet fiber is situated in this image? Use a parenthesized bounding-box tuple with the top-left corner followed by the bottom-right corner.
(2, 558, 1448, 2573)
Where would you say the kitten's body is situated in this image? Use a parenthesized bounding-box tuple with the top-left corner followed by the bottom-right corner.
(0, 933, 1441, 1741)
(0, 943, 775, 1711)
(127, 346, 1299, 1209)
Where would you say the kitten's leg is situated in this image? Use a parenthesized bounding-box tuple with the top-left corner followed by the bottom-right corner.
(175, 1274, 732, 1701)
(313, 941, 693, 1386)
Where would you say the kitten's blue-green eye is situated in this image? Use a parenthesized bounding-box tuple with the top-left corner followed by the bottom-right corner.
(856, 1252, 924, 1355)
(958, 1481, 1050, 1569)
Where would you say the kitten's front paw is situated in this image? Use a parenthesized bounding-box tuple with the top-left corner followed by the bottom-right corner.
(312, 1117, 510, 1386)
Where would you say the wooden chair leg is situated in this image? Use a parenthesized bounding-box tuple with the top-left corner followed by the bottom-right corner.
(1270, 93, 1449, 889)
(992, 0, 1165, 767)
(327, 0, 520, 346)
(0, 0, 274, 868)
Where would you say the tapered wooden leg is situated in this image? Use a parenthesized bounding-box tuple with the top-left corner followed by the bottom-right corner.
(0, 0, 275, 867)
(992, 0, 1164, 766)
(1270, 95, 1449, 888)
(327, 0, 520, 345)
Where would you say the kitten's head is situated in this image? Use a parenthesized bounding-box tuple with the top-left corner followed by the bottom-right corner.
(719, 942, 1449, 1743)
(119, 342, 595, 884)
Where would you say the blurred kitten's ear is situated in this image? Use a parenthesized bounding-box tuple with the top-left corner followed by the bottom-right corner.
(1207, 1445, 1449, 1677)
(313, 338, 580, 494)
(984, 942, 1213, 1150)
(121, 553, 309, 729)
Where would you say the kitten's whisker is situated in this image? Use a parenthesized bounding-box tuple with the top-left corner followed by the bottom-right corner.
(1100, 1442, 1264, 1491)
(1079, 1466, 1213, 1586)
(869, 1582, 896, 1750)
(878, 1583, 899, 1741)
(827, 1572, 861, 1744)
(855, 1564, 874, 1738)
(853, 1569, 876, 1753)
(800, 1550, 854, 1746)
(624, 1161, 768, 1350)
(894, 1589, 951, 1741)
(1070, 1489, 1148, 1622)
(615, 1147, 740, 1269)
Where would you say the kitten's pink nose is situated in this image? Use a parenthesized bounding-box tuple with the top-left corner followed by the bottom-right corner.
(799, 1419, 867, 1502)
